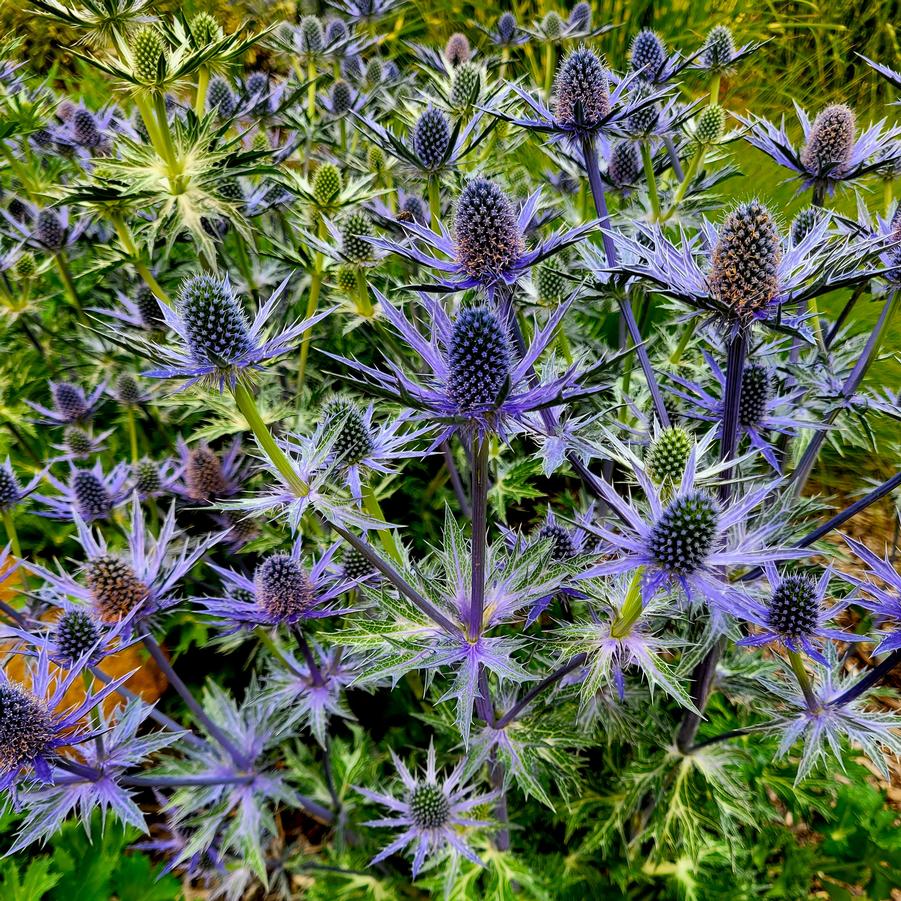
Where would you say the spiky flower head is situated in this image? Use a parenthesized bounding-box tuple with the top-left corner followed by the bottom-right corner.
(133, 459, 161, 496)
(738, 364, 771, 428)
(630, 29, 665, 76)
(627, 82, 659, 135)
(132, 26, 166, 84)
(341, 210, 374, 264)
(34, 209, 65, 252)
(71, 470, 113, 520)
(703, 25, 735, 71)
(254, 554, 315, 621)
(330, 79, 353, 114)
(446, 306, 512, 411)
(207, 76, 236, 117)
(186, 446, 227, 500)
(401, 195, 428, 224)
(323, 398, 375, 464)
(568, 1, 592, 31)
(708, 200, 782, 322)
(542, 11, 564, 41)
(54, 609, 101, 663)
(300, 15, 324, 53)
(85, 554, 149, 621)
(0, 463, 23, 512)
(535, 263, 567, 303)
(15, 252, 35, 279)
(336, 264, 358, 295)
(553, 48, 610, 129)
(695, 104, 725, 145)
(135, 284, 165, 331)
(342, 547, 374, 581)
(52, 382, 89, 422)
(72, 109, 101, 148)
(453, 178, 525, 282)
(608, 140, 641, 187)
(537, 522, 577, 561)
(0, 684, 53, 777)
(408, 781, 452, 828)
(413, 107, 451, 170)
(64, 426, 93, 458)
(325, 19, 348, 43)
(648, 491, 720, 575)
(790, 207, 819, 244)
(767, 573, 818, 641)
(364, 57, 383, 86)
(366, 144, 385, 174)
(646, 426, 692, 483)
(114, 373, 142, 405)
(450, 62, 481, 109)
(251, 130, 270, 152)
(444, 32, 471, 66)
(218, 177, 243, 204)
(177, 274, 253, 368)
(191, 11, 223, 45)
(497, 11, 517, 44)
(313, 162, 342, 205)
(800, 104, 856, 177)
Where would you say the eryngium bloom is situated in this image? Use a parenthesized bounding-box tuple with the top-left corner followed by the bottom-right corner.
(26, 379, 105, 425)
(444, 32, 471, 67)
(371, 179, 594, 297)
(0, 458, 40, 512)
(690, 25, 764, 74)
(708, 200, 782, 323)
(35, 462, 129, 522)
(838, 536, 901, 654)
(800, 104, 855, 178)
(413, 107, 451, 170)
(630, 29, 665, 77)
(357, 741, 495, 878)
(446, 307, 512, 410)
(143, 273, 330, 390)
(553, 48, 610, 130)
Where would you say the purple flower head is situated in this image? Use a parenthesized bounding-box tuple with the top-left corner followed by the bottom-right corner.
(480, 11, 528, 47)
(29, 498, 215, 629)
(27, 379, 106, 426)
(143, 273, 331, 391)
(357, 740, 495, 878)
(2, 203, 90, 252)
(0, 457, 41, 513)
(444, 32, 471, 67)
(324, 290, 609, 442)
(49, 425, 113, 463)
(198, 539, 359, 632)
(0, 649, 129, 792)
(583, 447, 807, 614)
(736, 563, 859, 664)
(97, 284, 169, 334)
(737, 102, 901, 196)
(130, 457, 180, 500)
(691, 25, 764, 74)
(174, 436, 248, 503)
(35, 461, 130, 522)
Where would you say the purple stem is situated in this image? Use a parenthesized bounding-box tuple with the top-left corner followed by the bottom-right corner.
(442, 441, 471, 518)
(664, 135, 684, 181)
(791, 289, 898, 496)
(495, 653, 587, 729)
(579, 133, 670, 428)
(142, 636, 246, 767)
(468, 435, 489, 642)
(292, 625, 324, 687)
(830, 649, 901, 707)
(825, 286, 865, 349)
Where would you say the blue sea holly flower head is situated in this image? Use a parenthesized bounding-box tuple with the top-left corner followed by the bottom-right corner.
(499, 47, 670, 147)
(35, 461, 130, 522)
(356, 740, 496, 879)
(174, 436, 248, 503)
(5, 700, 180, 854)
(130, 457, 179, 500)
(49, 425, 114, 463)
(737, 101, 901, 197)
(142, 273, 332, 391)
(736, 563, 859, 664)
(0, 457, 41, 513)
(0, 648, 130, 791)
(690, 24, 765, 75)
(477, 11, 529, 48)
(628, 28, 700, 86)
(327, 0, 405, 26)
(99, 284, 169, 334)
(667, 348, 825, 471)
(582, 446, 808, 613)
(837, 535, 901, 654)
(371, 177, 595, 298)
(326, 289, 612, 442)
(198, 538, 360, 632)
(26, 378, 106, 425)
(1, 203, 89, 253)
(28, 498, 216, 630)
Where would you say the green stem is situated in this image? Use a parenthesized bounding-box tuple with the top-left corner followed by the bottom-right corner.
(307, 60, 317, 120)
(788, 650, 819, 712)
(670, 318, 698, 365)
(709, 72, 721, 105)
(126, 407, 139, 463)
(133, 93, 168, 163)
(152, 92, 181, 188)
(610, 567, 644, 639)
(231, 382, 309, 497)
(353, 268, 374, 318)
(54, 253, 86, 322)
(428, 175, 441, 233)
(555, 320, 573, 364)
(194, 66, 209, 119)
(663, 145, 704, 220)
(543, 43, 556, 100)
(298, 268, 323, 394)
(640, 142, 661, 221)
(362, 483, 401, 563)
(2, 510, 20, 558)
(110, 215, 172, 306)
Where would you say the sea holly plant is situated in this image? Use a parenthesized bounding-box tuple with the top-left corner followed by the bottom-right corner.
(2, 4, 901, 899)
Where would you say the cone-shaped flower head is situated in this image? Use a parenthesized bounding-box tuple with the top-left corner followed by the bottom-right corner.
(553, 48, 610, 129)
(408, 781, 452, 828)
(54, 609, 101, 663)
(627, 82, 659, 135)
(132, 26, 166, 84)
(708, 200, 782, 323)
(191, 11, 222, 45)
(446, 306, 512, 411)
(608, 140, 641, 187)
(52, 382, 89, 422)
(646, 426, 692, 483)
(537, 521, 577, 561)
(133, 459, 161, 496)
(323, 398, 375, 464)
(364, 57, 383, 85)
(254, 553, 315, 621)
(367, 144, 385, 174)
(313, 163, 342, 205)
(767, 572, 819, 642)
(15, 252, 36, 279)
(85, 554, 150, 622)
(341, 547, 375, 582)
(300, 15, 325, 53)
(450, 62, 481, 109)
(186, 446, 228, 500)
(135, 284, 165, 330)
(72, 108, 101, 148)
(178, 274, 253, 367)
(444, 32, 471, 67)
(535, 262, 567, 303)
(738, 364, 771, 428)
(330, 79, 353, 114)
(63, 426, 93, 458)
(72, 470, 113, 521)
(0, 464, 23, 512)
(207, 76, 236, 117)
(630, 29, 666, 76)
(542, 11, 564, 40)
(401, 195, 428, 224)
(326, 19, 348, 43)
(0, 684, 54, 777)
(413, 107, 451, 170)
(453, 178, 525, 282)
(647, 491, 720, 575)
(695, 103, 725, 145)
(790, 207, 819, 244)
(34, 209, 65, 252)
(114, 373, 142, 405)
(703, 25, 735, 71)
(568, 1, 592, 31)
(497, 11, 517, 44)
(800, 104, 856, 178)
(341, 210, 374, 263)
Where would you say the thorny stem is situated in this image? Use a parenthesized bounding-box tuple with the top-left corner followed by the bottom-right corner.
(292, 625, 324, 687)
(831, 649, 901, 707)
(467, 435, 490, 642)
(495, 654, 588, 729)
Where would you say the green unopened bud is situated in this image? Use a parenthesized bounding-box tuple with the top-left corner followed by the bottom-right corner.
(15, 252, 36, 279)
(366, 144, 385, 175)
(313, 163, 342, 205)
(535, 263, 567, 304)
(450, 62, 481, 109)
(336, 264, 358, 294)
(542, 11, 564, 40)
(646, 426, 692, 484)
(191, 12, 223, 46)
(695, 104, 725, 145)
(132, 26, 166, 84)
(252, 130, 271, 152)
